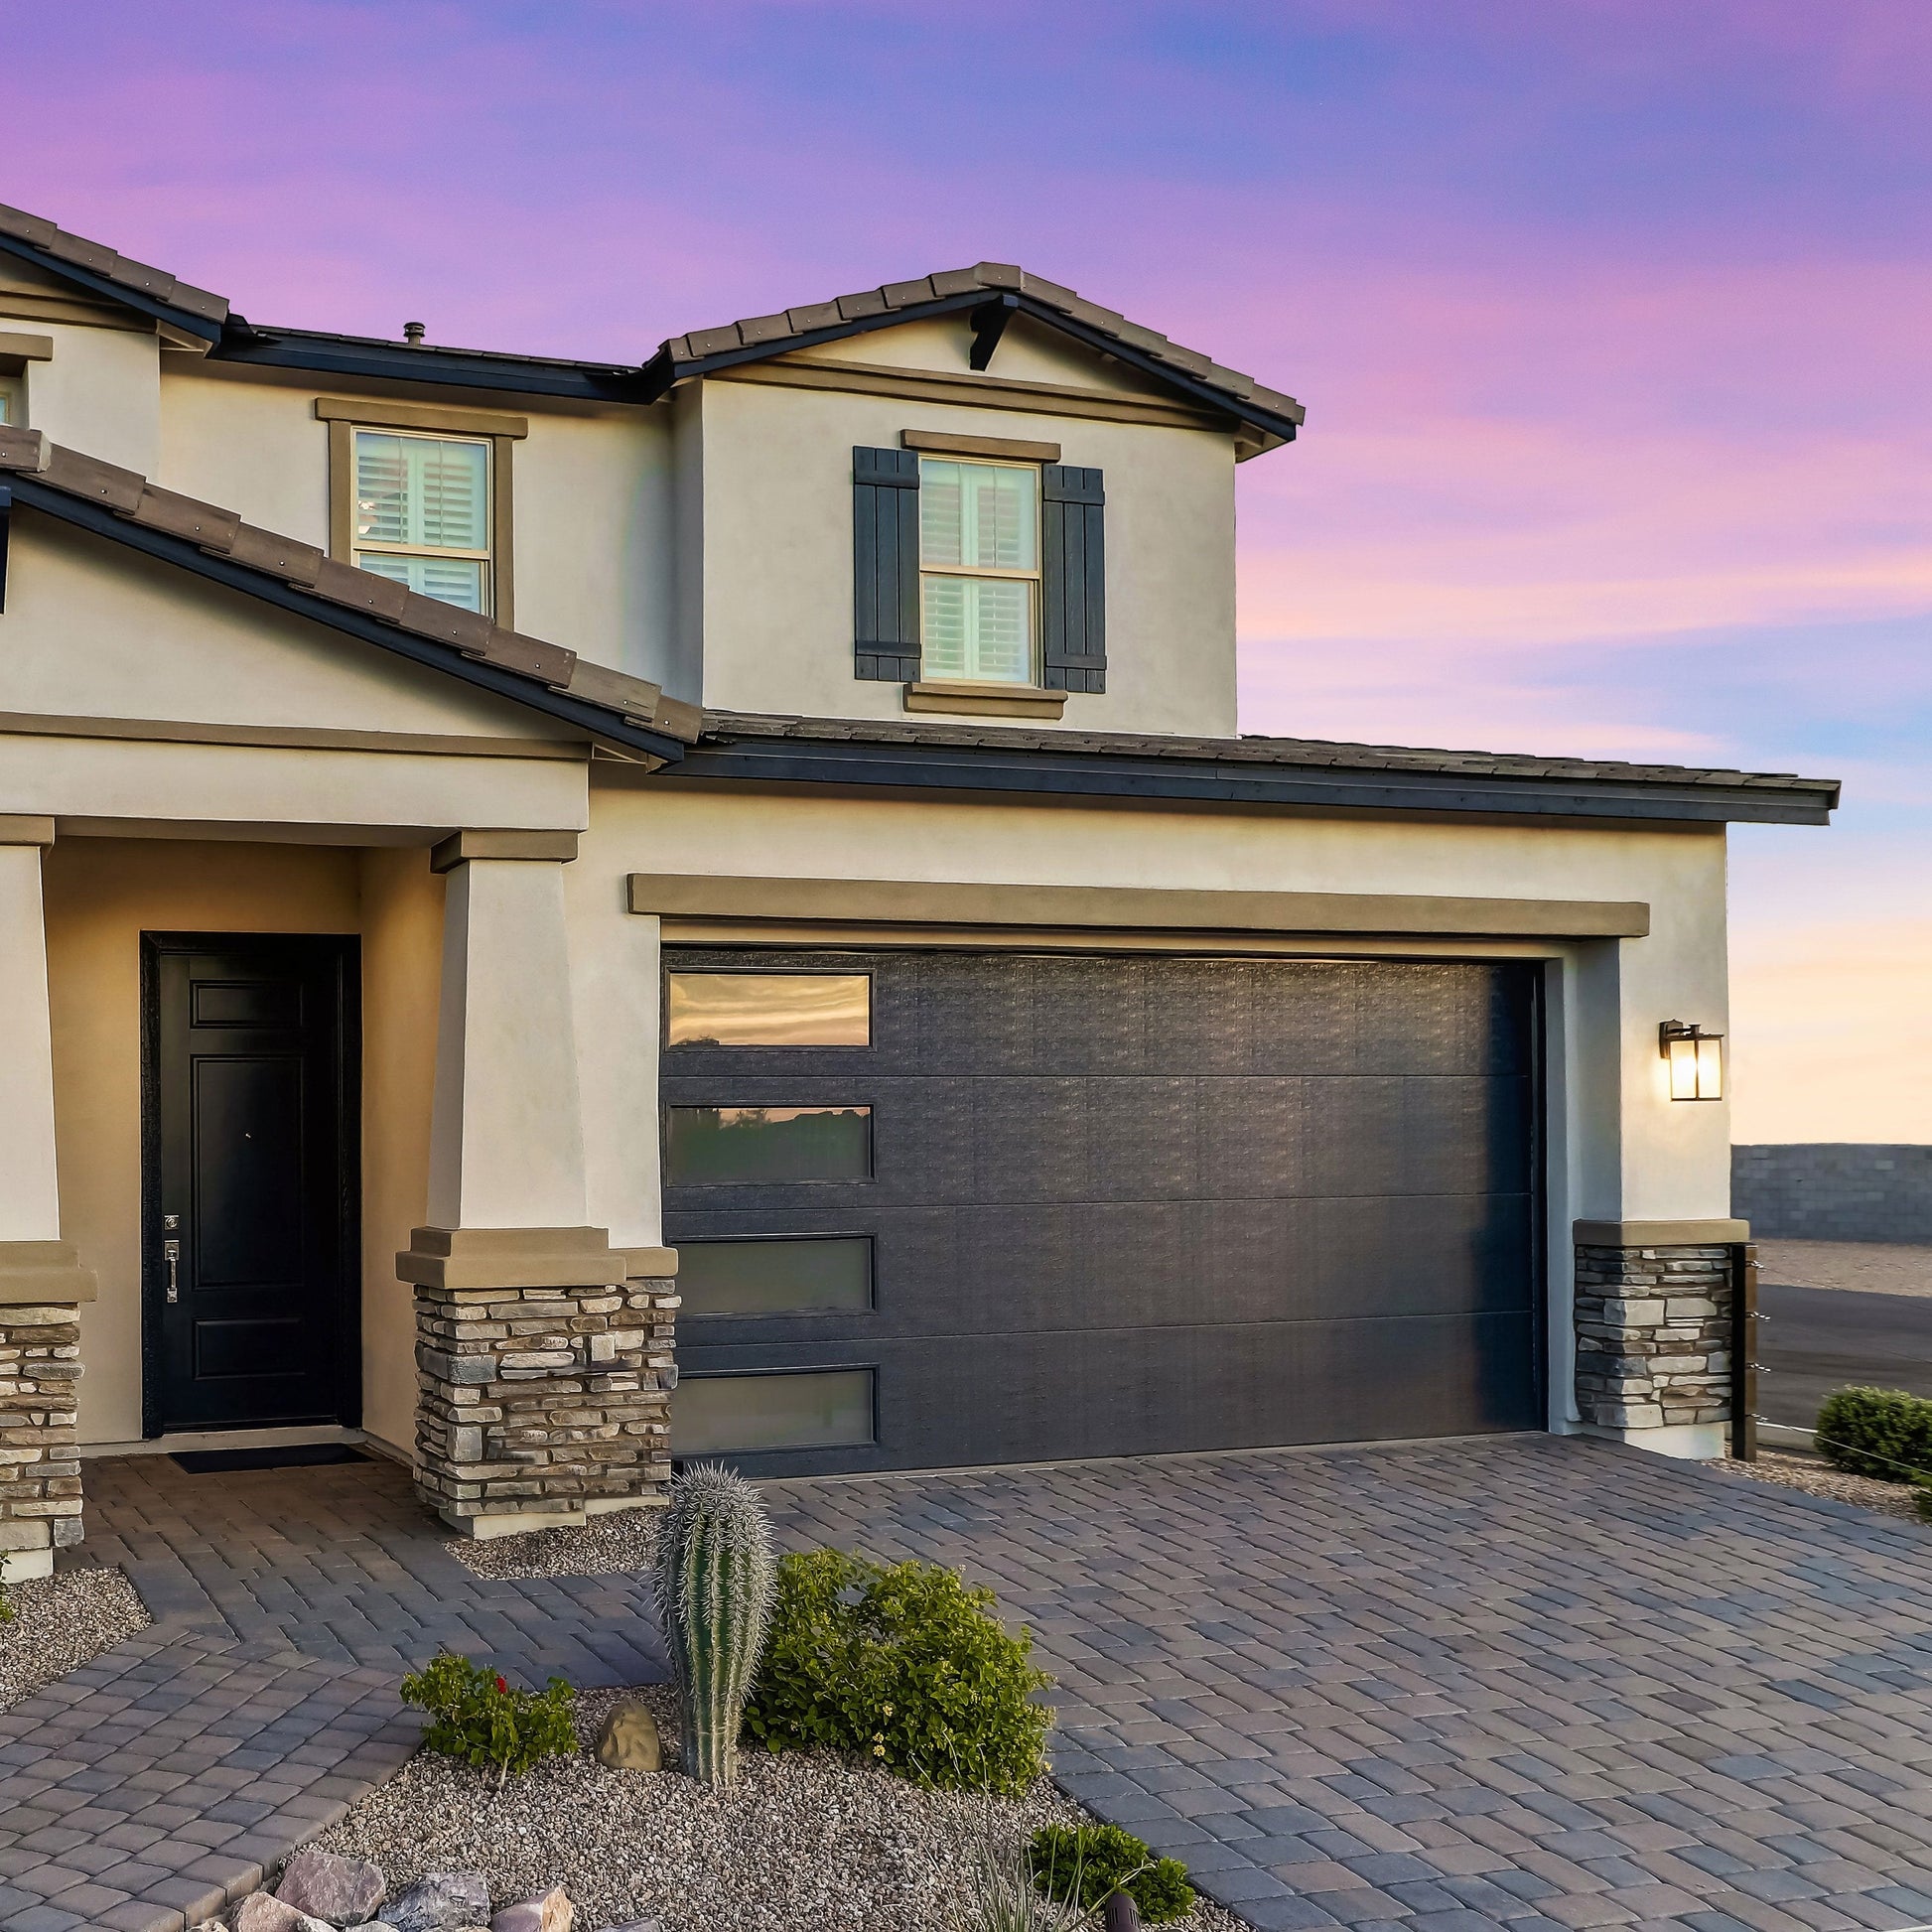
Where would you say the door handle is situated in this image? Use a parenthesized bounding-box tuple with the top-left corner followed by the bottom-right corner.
(163, 1239, 180, 1304)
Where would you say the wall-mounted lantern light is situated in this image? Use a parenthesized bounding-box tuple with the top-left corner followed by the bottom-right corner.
(1660, 1020, 1724, 1101)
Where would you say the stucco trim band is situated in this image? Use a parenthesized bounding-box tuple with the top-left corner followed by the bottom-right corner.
(900, 428, 1062, 464)
(430, 828, 580, 872)
(0, 1241, 98, 1306)
(1574, 1218, 1750, 1246)
(627, 873, 1651, 939)
(0, 711, 587, 762)
(904, 681, 1068, 721)
(398, 1225, 629, 1291)
(313, 396, 531, 439)
(0, 815, 56, 846)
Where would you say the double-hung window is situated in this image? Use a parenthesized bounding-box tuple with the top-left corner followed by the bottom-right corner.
(351, 429, 493, 614)
(916, 457, 1039, 685)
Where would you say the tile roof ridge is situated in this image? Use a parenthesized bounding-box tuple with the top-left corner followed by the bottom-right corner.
(0, 424, 699, 745)
(0, 202, 229, 325)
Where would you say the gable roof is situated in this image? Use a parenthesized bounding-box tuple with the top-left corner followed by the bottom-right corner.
(0, 425, 699, 762)
(0, 204, 1304, 455)
(0, 204, 230, 343)
(637, 264, 1306, 459)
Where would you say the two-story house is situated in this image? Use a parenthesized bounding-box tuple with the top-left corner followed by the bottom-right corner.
(0, 203, 1836, 1573)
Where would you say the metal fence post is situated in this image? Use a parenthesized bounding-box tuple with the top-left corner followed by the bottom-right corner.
(1729, 1240, 1759, 1461)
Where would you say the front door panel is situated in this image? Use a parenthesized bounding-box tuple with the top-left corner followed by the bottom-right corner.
(145, 935, 359, 1435)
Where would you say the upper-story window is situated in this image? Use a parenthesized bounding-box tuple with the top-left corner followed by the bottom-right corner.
(917, 457, 1039, 685)
(352, 429, 493, 614)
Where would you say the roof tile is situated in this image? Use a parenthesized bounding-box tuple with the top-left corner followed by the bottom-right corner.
(927, 267, 986, 299)
(971, 261, 1024, 290)
(736, 311, 795, 346)
(226, 523, 323, 587)
(42, 231, 122, 276)
(0, 204, 58, 248)
(1018, 272, 1079, 310)
(41, 445, 146, 512)
(126, 483, 242, 551)
(684, 323, 745, 357)
(311, 555, 412, 622)
(835, 290, 889, 321)
(879, 276, 938, 309)
(784, 300, 847, 334)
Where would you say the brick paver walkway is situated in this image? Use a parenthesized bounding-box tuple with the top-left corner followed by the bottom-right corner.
(766, 1436, 1932, 1932)
(0, 1453, 664, 1932)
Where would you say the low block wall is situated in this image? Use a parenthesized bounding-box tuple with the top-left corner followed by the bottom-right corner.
(1575, 1243, 1731, 1433)
(0, 1304, 83, 1578)
(1732, 1143, 1932, 1243)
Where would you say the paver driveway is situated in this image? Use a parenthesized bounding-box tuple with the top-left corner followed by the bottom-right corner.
(766, 1435, 1932, 1932)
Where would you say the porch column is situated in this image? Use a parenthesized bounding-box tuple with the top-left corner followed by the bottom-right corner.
(401, 831, 673, 1536)
(0, 818, 95, 1581)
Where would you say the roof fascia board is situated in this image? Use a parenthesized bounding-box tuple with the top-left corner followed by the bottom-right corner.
(658, 734, 1834, 827)
(0, 235, 223, 344)
(210, 328, 656, 404)
(9, 479, 686, 765)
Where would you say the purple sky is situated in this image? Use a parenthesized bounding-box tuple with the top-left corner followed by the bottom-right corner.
(11, 1, 1930, 1139)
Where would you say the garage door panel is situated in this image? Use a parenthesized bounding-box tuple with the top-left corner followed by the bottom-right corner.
(678, 1312, 1540, 1473)
(663, 946, 1542, 1471)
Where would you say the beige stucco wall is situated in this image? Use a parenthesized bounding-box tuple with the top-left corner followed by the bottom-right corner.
(682, 372, 1239, 735)
(358, 846, 443, 1455)
(157, 365, 677, 681)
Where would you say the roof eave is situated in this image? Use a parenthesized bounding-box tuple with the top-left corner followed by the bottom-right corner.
(641, 290, 1304, 449)
(9, 478, 688, 765)
(0, 234, 225, 344)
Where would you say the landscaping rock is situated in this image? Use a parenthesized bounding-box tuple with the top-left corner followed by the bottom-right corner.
(491, 1889, 573, 1932)
(385, 1874, 491, 1932)
(232, 1895, 332, 1932)
(277, 1848, 388, 1927)
(595, 1699, 661, 1772)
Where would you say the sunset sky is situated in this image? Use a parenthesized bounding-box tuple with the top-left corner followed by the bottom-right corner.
(11, 2, 1928, 1143)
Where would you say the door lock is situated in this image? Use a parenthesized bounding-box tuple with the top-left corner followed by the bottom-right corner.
(163, 1238, 180, 1304)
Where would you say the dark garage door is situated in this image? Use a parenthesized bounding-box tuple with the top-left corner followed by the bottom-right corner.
(663, 947, 1541, 1476)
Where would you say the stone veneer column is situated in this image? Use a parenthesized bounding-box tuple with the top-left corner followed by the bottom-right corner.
(1573, 1217, 1747, 1460)
(405, 1230, 676, 1535)
(0, 820, 97, 1580)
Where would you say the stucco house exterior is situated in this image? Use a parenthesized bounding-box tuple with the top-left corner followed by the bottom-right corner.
(0, 204, 1836, 1577)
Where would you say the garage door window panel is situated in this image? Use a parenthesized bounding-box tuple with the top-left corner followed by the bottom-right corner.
(666, 1105, 873, 1185)
(677, 1236, 874, 1317)
(668, 973, 871, 1048)
(676, 1367, 877, 1455)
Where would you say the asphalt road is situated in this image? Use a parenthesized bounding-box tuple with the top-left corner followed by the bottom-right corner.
(1757, 1280, 1932, 1427)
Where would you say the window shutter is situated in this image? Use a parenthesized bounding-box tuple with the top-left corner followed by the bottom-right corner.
(1041, 465, 1106, 693)
(853, 447, 920, 682)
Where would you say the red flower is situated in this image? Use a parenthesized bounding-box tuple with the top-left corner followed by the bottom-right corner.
(494, 1675, 508, 1694)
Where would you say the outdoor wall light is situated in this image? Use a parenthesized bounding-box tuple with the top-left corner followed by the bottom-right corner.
(1660, 1020, 1724, 1101)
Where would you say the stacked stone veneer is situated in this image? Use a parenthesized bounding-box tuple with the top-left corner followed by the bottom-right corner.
(1575, 1243, 1732, 1432)
(0, 1305, 83, 1571)
(415, 1267, 677, 1526)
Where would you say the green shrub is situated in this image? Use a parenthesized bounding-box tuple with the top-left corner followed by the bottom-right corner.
(743, 1548, 1053, 1794)
(400, 1650, 577, 1788)
(0, 1580, 13, 1625)
(1814, 1386, 1932, 1482)
(1030, 1823, 1196, 1924)
(1915, 1476, 1932, 1524)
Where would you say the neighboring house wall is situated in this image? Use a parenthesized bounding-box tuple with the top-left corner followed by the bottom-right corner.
(1732, 1144, 1932, 1242)
(42, 838, 363, 1446)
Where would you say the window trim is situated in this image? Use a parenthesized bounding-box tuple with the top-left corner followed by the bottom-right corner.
(315, 395, 526, 625)
(914, 450, 1043, 688)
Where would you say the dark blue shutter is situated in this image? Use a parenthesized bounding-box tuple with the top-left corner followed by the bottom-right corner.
(853, 446, 920, 682)
(1041, 465, 1105, 693)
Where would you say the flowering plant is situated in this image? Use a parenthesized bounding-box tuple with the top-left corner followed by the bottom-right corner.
(400, 1649, 577, 1788)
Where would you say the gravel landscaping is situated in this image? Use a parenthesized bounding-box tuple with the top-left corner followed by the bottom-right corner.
(0, 1563, 149, 1707)
(1719, 1446, 1924, 1522)
(308, 1682, 1250, 1932)
(447, 1507, 661, 1581)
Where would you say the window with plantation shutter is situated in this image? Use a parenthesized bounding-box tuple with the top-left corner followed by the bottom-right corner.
(916, 457, 1039, 685)
(1040, 465, 1106, 692)
(852, 446, 920, 681)
(352, 429, 492, 614)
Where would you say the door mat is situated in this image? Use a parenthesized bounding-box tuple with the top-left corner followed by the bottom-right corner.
(171, 1443, 368, 1473)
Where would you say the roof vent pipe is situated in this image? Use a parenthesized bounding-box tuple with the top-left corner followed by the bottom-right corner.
(403, 321, 425, 345)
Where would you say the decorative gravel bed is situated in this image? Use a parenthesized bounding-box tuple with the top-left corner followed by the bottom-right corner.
(309, 1683, 1249, 1932)
(0, 1564, 150, 1708)
(1718, 1447, 1923, 1523)
(446, 1508, 662, 1581)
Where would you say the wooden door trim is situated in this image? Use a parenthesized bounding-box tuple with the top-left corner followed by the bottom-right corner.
(138, 932, 362, 1439)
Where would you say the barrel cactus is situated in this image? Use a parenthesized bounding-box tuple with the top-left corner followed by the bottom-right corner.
(654, 1460, 777, 1786)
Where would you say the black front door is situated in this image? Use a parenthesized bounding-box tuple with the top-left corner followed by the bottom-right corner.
(143, 934, 360, 1436)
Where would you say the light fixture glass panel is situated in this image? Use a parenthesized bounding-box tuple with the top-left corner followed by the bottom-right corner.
(678, 1236, 873, 1315)
(668, 973, 870, 1046)
(1666, 1034, 1700, 1100)
(675, 1368, 876, 1453)
(1695, 1035, 1724, 1101)
(666, 1105, 872, 1183)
